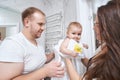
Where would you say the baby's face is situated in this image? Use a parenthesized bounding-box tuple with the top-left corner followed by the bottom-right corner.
(67, 25, 82, 42)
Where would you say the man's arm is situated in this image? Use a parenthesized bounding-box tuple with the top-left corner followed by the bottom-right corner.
(46, 52, 55, 63)
(0, 62, 24, 80)
(13, 61, 64, 80)
(0, 60, 64, 80)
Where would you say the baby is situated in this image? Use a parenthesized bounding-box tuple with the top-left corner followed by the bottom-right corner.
(52, 22, 88, 80)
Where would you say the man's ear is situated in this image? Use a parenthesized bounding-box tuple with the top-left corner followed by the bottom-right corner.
(24, 18, 30, 28)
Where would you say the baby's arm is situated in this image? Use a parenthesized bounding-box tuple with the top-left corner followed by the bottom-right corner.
(60, 38, 78, 57)
(82, 43, 89, 49)
(81, 43, 89, 67)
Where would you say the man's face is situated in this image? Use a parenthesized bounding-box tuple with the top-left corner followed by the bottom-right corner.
(28, 12, 46, 39)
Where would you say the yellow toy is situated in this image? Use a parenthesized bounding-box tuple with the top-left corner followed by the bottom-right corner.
(74, 44, 83, 54)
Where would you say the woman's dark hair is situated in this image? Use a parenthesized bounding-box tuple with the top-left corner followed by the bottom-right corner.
(83, 0, 120, 80)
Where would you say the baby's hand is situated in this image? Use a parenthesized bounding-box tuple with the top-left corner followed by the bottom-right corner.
(71, 51, 78, 57)
(82, 43, 89, 49)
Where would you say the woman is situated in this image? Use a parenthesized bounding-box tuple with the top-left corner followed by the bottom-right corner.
(65, 0, 120, 80)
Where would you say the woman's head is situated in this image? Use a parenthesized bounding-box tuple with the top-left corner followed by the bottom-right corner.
(96, 0, 120, 45)
(94, 16, 101, 41)
(67, 22, 82, 42)
(84, 1, 120, 80)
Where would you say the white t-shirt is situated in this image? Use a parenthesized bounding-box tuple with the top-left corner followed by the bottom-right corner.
(0, 32, 47, 74)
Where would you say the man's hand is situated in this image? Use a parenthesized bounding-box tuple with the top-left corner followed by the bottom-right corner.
(43, 60, 65, 78)
(46, 52, 55, 63)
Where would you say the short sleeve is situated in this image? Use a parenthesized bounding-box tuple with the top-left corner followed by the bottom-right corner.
(0, 38, 24, 62)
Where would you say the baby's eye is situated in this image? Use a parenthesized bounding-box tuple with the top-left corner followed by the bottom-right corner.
(78, 33, 81, 36)
(72, 33, 75, 35)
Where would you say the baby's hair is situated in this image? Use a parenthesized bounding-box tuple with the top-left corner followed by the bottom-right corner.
(67, 22, 82, 32)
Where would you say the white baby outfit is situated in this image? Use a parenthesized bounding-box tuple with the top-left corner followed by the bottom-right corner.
(51, 39, 86, 80)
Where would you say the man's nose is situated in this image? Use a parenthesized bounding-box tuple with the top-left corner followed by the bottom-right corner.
(41, 26, 45, 31)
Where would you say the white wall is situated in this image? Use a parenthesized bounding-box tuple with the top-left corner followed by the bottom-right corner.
(38, 0, 64, 50)
(76, 0, 95, 58)
(43, 0, 64, 16)
(92, 0, 109, 14)
(0, 8, 20, 37)
(63, 0, 77, 36)
(0, 8, 20, 24)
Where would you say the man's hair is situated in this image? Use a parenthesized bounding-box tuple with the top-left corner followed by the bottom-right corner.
(22, 7, 45, 24)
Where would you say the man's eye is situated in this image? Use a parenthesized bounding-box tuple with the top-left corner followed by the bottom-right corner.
(38, 23, 45, 26)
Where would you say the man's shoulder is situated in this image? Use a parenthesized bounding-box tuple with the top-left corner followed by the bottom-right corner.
(5, 32, 27, 46)
(6, 32, 22, 39)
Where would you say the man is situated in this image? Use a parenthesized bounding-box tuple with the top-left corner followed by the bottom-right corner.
(0, 7, 64, 80)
